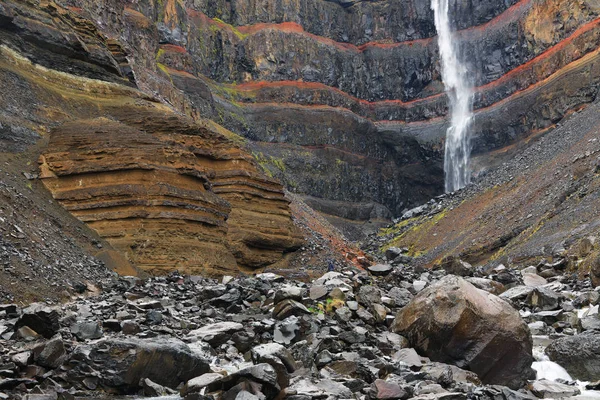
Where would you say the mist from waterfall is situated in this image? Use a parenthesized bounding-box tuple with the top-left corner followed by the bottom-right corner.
(431, 0, 473, 192)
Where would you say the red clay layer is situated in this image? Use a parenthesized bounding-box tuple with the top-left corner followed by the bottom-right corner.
(223, 16, 600, 108)
(183, 0, 531, 53)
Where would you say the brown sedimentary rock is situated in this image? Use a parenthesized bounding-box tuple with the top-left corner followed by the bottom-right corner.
(41, 113, 303, 274)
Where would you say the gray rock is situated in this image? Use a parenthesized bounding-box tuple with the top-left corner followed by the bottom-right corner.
(528, 380, 580, 398)
(309, 285, 328, 300)
(388, 287, 413, 308)
(68, 337, 210, 391)
(392, 348, 422, 367)
(368, 264, 393, 276)
(34, 337, 66, 369)
(71, 321, 103, 340)
(188, 322, 244, 346)
(526, 287, 560, 311)
(274, 285, 304, 303)
(251, 343, 296, 388)
(335, 306, 352, 322)
(15, 304, 60, 339)
(181, 373, 223, 396)
(546, 331, 600, 381)
(522, 273, 547, 287)
(358, 285, 382, 306)
(274, 316, 300, 345)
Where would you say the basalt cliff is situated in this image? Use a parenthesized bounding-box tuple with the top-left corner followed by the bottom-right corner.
(2, 0, 600, 276)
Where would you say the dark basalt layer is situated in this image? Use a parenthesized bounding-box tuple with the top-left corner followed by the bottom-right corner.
(4, 0, 600, 241)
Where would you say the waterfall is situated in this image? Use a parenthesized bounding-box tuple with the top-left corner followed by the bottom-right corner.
(431, 0, 473, 192)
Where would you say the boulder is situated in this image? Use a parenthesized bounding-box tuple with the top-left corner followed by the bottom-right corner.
(528, 380, 580, 398)
(368, 264, 393, 276)
(391, 275, 535, 389)
(187, 322, 244, 346)
(545, 331, 600, 381)
(33, 337, 66, 369)
(15, 304, 60, 339)
(70, 322, 103, 340)
(439, 256, 473, 277)
(68, 337, 210, 392)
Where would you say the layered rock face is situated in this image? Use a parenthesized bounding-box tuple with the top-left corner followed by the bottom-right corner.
(3, 0, 600, 253)
(0, 1, 302, 275)
(43, 0, 600, 237)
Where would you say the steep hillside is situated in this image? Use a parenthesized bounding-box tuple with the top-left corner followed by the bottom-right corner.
(380, 98, 600, 275)
(0, 1, 304, 277)
(28, 0, 600, 238)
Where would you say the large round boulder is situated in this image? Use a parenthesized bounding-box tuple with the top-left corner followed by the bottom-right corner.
(545, 331, 600, 381)
(391, 275, 535, 389)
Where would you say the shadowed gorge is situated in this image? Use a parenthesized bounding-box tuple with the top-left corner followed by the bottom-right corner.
(40, 0, 600, 237)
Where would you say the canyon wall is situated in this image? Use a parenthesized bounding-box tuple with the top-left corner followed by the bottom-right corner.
(0, 0, 302, 275)
(40, 0, 599, 238)
(2, 0, 599, 268)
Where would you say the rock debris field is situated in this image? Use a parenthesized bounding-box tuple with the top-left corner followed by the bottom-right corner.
(0, 254, 600, 400)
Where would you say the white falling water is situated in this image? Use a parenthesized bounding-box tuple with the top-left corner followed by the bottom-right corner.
(431, 0, 473, 192)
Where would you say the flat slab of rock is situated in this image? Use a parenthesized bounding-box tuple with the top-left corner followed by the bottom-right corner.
(368, 264, 393, 276)
(187, 322, 244, 346)
(528, 380, 580, 398)
(522, 273, 548, 287)
(392, 275, 535, 389)
(68, 337, 210, 391)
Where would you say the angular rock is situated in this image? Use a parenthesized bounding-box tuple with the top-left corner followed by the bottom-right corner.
(439, 256, 473, 277)
(465, 278, 504, 295)
(358, 285, 382, 306)
(368, 264, 393, 276)
(251, 343, 296, 388)
(33, 337, 66, 369)
(69, 337, 210, 391)
(182, 373, 224, 396)
(545, 331, 600, 381)
(528, 380, 580, 398)
(387, 287, 413, 308)
(70, 322, 103, 340)
(188, 322, 244, 346)
(309, 285, 328, 300)
(272, 299, 310, 320)
(369, 379, 408, 400)
(392, 348, 422, 368)
(525, 287, 560, 311)
(522, 273, 548, 288)
(391, 275, 535, 389)
(15, 304, 60, 339)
